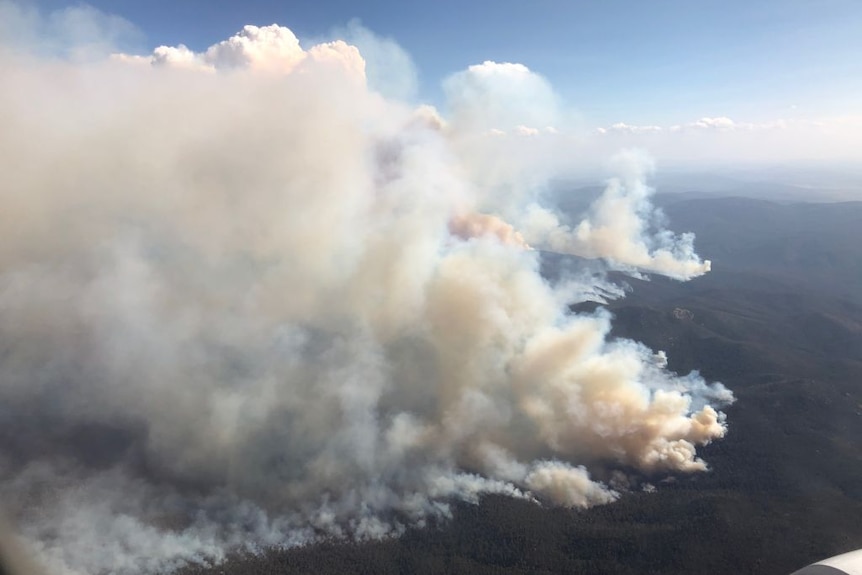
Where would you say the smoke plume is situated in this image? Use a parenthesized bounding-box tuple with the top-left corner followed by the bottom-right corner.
(521, 152, 712, 280)
(0, 13, 730, 575)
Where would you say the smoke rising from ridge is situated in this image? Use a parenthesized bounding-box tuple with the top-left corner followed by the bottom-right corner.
(0, 13, 729, 575)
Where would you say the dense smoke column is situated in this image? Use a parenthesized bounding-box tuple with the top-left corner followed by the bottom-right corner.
(0, 18, 729, 575)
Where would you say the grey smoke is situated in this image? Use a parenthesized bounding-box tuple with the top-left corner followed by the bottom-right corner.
(0, 13, 731, 575)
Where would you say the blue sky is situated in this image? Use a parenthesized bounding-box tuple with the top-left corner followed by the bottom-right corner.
(28, 0, 862, 126)
(5, 0, 860, 168)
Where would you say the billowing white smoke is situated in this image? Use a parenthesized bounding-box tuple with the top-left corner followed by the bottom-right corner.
(522, 151, 712, 280)
(0, 17, 730, 575)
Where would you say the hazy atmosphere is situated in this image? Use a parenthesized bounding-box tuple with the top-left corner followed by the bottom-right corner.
(4, 0, 862, 169)
(0, 2, 859, 575)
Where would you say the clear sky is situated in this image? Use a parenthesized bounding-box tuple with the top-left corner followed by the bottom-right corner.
(26, 0, 862, 126)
